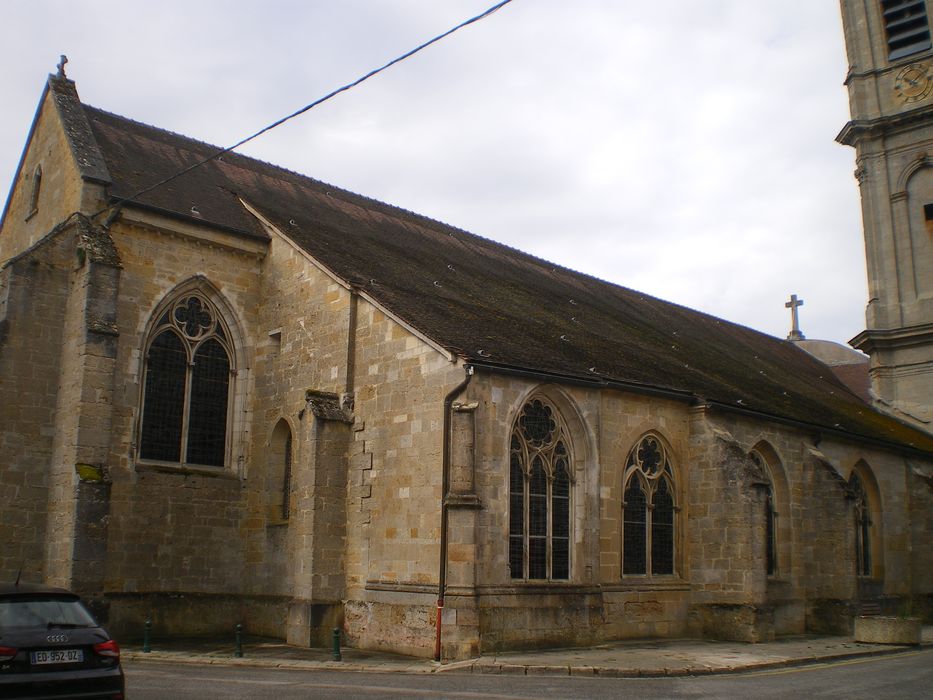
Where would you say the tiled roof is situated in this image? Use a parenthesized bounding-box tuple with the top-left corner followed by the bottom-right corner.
(55, 78, 933, 454)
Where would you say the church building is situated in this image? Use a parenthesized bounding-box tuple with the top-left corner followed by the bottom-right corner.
(1, 1, 931, 660)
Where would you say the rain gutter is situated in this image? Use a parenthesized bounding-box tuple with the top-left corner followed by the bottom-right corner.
(435, 363, 474, 662)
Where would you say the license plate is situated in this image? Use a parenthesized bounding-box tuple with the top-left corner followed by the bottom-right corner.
(31, 649, 84, 665)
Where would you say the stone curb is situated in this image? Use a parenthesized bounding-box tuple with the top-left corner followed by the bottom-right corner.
(122, 650, 440, 674)
(122, 639, 929, 677)
(449, 644, 927, 678)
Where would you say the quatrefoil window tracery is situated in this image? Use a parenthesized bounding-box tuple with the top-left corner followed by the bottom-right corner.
(168, 295, 219, 340)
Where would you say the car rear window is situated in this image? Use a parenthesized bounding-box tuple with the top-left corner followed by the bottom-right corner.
(0, 598, 98, 629)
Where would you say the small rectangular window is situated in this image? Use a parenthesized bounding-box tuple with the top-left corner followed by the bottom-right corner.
(923, 202, 933, 220)
(882, 0, 932, 60)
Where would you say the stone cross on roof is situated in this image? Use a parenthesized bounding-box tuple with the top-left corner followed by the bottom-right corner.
(786, 294, 805, 341)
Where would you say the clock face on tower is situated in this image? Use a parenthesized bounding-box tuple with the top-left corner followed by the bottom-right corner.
(895, 63, 933, 103)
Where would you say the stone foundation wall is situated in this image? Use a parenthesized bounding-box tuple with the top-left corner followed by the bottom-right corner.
(104, 592, 290, 641)
(345, 595, 437, 658)
(476, 589, 606, 652)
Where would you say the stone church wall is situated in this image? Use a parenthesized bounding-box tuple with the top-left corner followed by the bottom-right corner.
(0, 231, 72, 583)
(100, 215, 264, 637)
(440, 372, 930, 653)
(247, 232, 354, 601)
(3, 200, 927, 652)
(342, 300, 464, 656)
(909, 469, 933, 614)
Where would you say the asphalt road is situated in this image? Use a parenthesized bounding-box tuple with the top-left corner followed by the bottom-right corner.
(125, 648, 933, 699)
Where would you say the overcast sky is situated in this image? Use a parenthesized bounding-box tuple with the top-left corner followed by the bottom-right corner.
(0, 1, 864, 344)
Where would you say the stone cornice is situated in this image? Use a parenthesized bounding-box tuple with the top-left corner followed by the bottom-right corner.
(837, 103, 933, 146)
(850, 322, 933, 353)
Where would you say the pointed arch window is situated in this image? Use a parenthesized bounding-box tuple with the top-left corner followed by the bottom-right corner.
(750, 450, 778, 576)
(266, 419, 293, 521)
(509, 397, 572, 580)
(849, 473, 872, 577)
(622, 435, 676, 576)
(139, 293, 233, 468)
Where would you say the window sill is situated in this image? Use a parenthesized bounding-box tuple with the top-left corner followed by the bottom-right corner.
(477, 582, 603, 595)
(136, 461, 239, 480)
(605, 577, 689, 592)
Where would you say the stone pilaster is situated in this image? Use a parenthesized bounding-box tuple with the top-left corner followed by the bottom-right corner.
(45, 217, 121, 610)
(442, 401, 482, 659)
(287, 390, 351, 646)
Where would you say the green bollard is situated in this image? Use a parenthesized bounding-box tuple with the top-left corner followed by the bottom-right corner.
(143, 619, 151, 653)
(332, 627, 342, 661)
(235, 623, 243, 658)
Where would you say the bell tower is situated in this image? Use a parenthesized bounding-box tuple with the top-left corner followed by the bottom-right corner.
(839, 0, 933, 428)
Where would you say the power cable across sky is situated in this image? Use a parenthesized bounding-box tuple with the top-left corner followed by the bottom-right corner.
(96, 0, 515, 221)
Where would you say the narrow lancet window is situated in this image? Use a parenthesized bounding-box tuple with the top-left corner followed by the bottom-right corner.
(850, 472, 873, 577)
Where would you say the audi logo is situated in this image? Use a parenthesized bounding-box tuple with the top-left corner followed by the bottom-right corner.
(46, 634, 69, 643)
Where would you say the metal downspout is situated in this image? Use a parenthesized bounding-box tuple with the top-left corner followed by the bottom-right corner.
(435, 363, 474, 662)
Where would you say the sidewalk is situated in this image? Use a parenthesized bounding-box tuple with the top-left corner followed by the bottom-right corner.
(121, 625, 932, 678)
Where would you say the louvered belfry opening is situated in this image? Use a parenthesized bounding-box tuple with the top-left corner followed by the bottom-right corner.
(882, 0, 932, 60)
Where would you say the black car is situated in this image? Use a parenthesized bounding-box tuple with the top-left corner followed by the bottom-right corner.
(0, 582, 124, 699)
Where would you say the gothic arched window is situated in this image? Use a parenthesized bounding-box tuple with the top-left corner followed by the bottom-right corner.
(750, 450, 778, 576)
(509, 397, 572, 580)
(281, 429, 293, 519)
(622, 434, 676, 576)
(139, 293, 233, 468)
(265, 419, 294, 521)
(849, 472, 872, 577)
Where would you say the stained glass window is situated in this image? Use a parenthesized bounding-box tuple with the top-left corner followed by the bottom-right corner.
(621, 434, 676, 577)
(139, 293, 233, 468)
(508, 398, 572, 580)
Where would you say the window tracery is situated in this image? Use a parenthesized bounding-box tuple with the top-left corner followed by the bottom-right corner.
(139, 293, 233, 468)
(509, 397, 572, 580)
(622, 434, 675, 576)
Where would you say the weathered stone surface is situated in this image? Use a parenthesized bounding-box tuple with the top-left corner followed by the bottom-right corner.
(854, 615, 921, 645)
